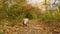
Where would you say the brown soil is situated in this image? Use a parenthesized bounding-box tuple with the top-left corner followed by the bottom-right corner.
(1, 19, 60, 34)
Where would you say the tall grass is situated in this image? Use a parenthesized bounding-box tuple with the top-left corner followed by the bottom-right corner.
(40, 7, 60, 22)
(0, 3, 60, 26)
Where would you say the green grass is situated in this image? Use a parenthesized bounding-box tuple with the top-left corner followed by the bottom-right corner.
(0, 4, 60, 26)
(39, 8, 60, 22)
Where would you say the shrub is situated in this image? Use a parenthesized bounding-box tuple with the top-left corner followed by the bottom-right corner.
(27, 11, 38, 19)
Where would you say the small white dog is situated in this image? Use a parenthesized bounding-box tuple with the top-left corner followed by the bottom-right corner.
(23, 18, 29, 26)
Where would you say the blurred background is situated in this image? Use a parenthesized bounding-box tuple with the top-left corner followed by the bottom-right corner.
(0, 0, 60, 26)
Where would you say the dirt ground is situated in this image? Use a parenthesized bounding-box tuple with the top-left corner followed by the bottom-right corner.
(0, 19, 60, 34)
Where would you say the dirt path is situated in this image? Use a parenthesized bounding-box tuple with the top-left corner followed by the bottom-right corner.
(2, 20, 60, 34)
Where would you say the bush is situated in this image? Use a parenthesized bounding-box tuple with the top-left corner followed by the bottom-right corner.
(27, 11, 38, 19)
(40, 11, 51, 21)
(39, 9, 60, 22)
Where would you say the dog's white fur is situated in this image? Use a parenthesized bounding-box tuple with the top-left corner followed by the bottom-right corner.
(23, 18, 29, 25)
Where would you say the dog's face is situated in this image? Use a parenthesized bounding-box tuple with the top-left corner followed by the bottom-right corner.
(23, 18, 29, 24)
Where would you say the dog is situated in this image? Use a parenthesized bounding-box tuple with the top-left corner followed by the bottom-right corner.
(23, 18, 29, 26)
